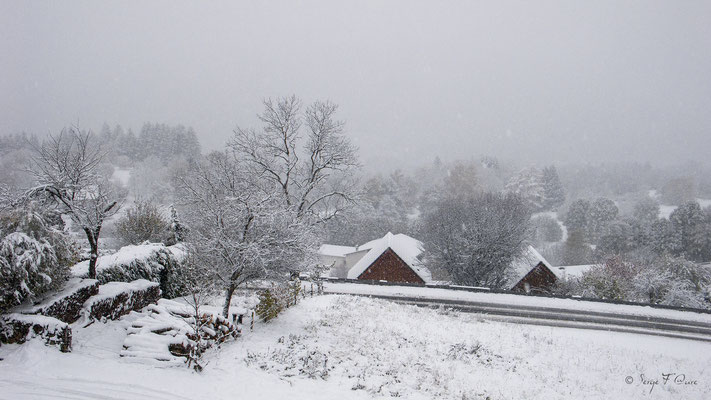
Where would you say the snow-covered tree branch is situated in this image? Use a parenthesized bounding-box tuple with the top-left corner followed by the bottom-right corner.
(26, 127, 123, 278)
(177, 151, 316, 317)
(229, 96, 360, 224)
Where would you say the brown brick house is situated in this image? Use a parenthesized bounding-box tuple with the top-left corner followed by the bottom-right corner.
(509, 246, 559, 293)
(356, 248, 426, 284)
(318, 232, 431, 284)
(511, 261, 559, 293)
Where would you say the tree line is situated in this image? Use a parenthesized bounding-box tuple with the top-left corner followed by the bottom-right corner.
(2, 95, 711, 314)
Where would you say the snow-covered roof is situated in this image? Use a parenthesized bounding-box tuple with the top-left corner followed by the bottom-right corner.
(509, 245, 555, 287)
(554, 264, 598, 280)
(346, 232, 431, 282)
(318, 244, 357, 258)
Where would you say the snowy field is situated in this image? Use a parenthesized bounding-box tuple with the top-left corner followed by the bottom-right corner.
(1, 295, 710, 400)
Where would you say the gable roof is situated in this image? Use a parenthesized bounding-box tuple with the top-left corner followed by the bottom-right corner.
(318, 244, 357, 258)
(346, 232, 431, 282)
(508, 245, 557, 288)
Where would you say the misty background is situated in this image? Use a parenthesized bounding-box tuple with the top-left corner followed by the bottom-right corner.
(2, 1, 710, 170)
(2, 0, 711, 332)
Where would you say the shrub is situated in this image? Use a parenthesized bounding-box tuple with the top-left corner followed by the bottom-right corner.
(255, 289, 283, 322)
(632, 256, 710, 308)
(115, 199, 169, 246)
(0, 206, 77, 313)
(577, 257, 639, 301)
(165, 205, 187, 246)
(569, 255, 710, 309)
(255, 280, 302, 322)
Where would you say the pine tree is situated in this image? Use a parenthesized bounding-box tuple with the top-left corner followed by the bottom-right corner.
(669, 201, 711, 261)
(588, 198, 619, 243)
(562, 230, 591, 265)
(563, 199, 590, 237)
(633, 197, 660, 224)
(505, 167, 545, 212)
(650, 218, 682, 256)
(168, 205, 186, 245)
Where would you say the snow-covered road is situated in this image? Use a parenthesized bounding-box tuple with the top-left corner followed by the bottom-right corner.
(324, 281, 711, 341)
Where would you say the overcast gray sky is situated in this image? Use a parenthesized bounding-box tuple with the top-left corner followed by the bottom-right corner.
(1, 1, 710, 170)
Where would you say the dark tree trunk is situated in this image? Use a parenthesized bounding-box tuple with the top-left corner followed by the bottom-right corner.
(222, 284, 237, 318)
(84, 228, 101, 279)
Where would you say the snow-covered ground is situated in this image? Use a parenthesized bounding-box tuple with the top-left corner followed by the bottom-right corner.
(1, 294, 710, 399)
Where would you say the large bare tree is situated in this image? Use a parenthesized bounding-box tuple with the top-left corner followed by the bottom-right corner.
(177, 97, 358, 317)
(421, 192, 531, 288)
(27, 127, 123, 278)
(229, 96, 360, 224)
(178, 151, 315, 317)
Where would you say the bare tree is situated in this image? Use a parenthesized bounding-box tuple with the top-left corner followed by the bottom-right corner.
(421, 192, 531, 288)
(229, 96, 360, 224)
(27, 127, 123, 278)
(178, 151, 315, 318)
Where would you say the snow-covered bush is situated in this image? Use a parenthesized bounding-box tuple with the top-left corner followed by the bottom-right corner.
(577, 257, 639, 301)
(255, 280, 302, 322)
(72, 243, 188, 298)
(255, 289, 284, 322)
(0, 206, 77, 313)
(115, 199, 169, 246)
(632, 256, 710, 308)
(569, 255, 710, 309)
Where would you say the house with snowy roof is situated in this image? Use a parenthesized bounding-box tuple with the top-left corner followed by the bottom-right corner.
(508, 246, 559, 293)
(509, 246, 598, 293)
(318, 232, 432, 284)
